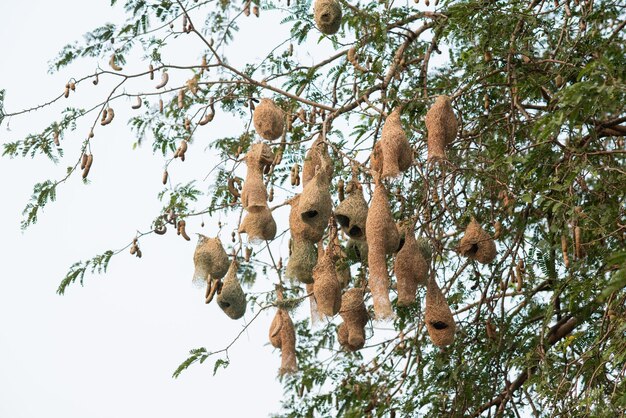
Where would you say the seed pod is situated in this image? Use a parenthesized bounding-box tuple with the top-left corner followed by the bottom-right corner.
(69, 82, 76, 91)
(252, 5, 259, 17)
(174, 140, 188, 161)
(239, 205, 277, 243)
(269, 308, 297, 375)
(81, 153, 88, 170)
(302, 135, 333, 186)
(458, 217, 497, 264)
(101, 107, 115, 126)
(227, 177, 241, 199)
(290, 164, 300, 186)
(130, 244, 137, 255)
(312, 244, 342, 316)
(425, 278, 456, 347)
(268, 187, 274, 202)
(425, 96, 457, 161)
(149, 64, 154, 80)
(53, 131, 60, 147)
(131, 96, 142, 109)
(516, 260, 524, 291)
(64, 85, 70, 98)
(154, 224, 167, 235)
(337, 179, 345, 202)
(253, 98, 284, 141)
(493, 221, 503, 240)
(88, 129, 94, 139)
(178, 89, 185, 109)
(347, 46, 368, 73)
(394, 226, 429, 307)
(198, 111, 215, 125)
(93, 73, 99, 85)
(486, 319, 497, 340)
(184, 117, 191, 131)
(156, 71, 169, 89)
(371, 109, 412, 178)
(574, 225, 582, 259)
(285, 239, 317, 284)
(555, 74, 564, 88)
(561, 234, 570, 268)
(101, 109, 108, 123)
(243, 4, 250, 16)
(109, 54, 123, 71)
(192, 235, 230, 286)
(186, 77, 199, 96)
(313, 0, 342, 35)
(338, 288, 369, 351)
(159, 99, 164, 113)
(177, 220, 191, 241)
(217, 261, 247, 320)
(244, 247, 252, 262)
(335, 182, 368, 240)
(82, 154, 94, 179)
(200, 55, 207, 72)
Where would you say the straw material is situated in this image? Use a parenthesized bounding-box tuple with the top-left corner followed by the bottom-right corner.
(312, 246, 342, 316)
(302, 136, 334, 187)
(338, 288, 368, 351)
(192, 235, 230, 286)
(425, 278, 456, 347)
(335, 185, 368, 240)
(239, 205, 277, 243)
(394, 228, 429, 307)
(299, 169, 332, 237)
(313, 0, 342, 35)
(289, 194, 327, 243)
(241, 143, 274, 210)
(376, 109, 413, 178)
(285, 239, 317, 284)
(269, 309, 297, 375)
(253, 99, 284, 141)
(458, 217, 497, 264)
(217, 261, 247, 320)
(365, 181, 399, 320)
(425, 95, 458, 161)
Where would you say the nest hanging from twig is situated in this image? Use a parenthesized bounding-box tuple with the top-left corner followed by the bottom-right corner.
(425, 277, 456, 347)
(335, 182, 368, 240)
(337, 288, 369, 351)
(253, 98, 284, 141)
(312, 244, 342, 317)
(313, 0, 342, 35)
(394, 225, 429, 307)
(371, 109, 412, 178)
(241, 143, 274, 210)
(216, 261, 247, 320)
(269, 308, 297, 375)
(425, 95, 458, 161)
(458, 217, 497, 264)
(302, 135, 334, 187)
(239, 205, 277, 243)
(285, 239, 317, 284)
(192, 235, 230, 286)
(289, 194, 327, 243)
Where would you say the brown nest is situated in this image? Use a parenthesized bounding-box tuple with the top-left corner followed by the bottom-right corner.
(302, 135, 334, 187)
(192, 235, 230, 286)
(425, 95, 458, 161)
(337, 288, 368, 351)
(335, 183, 368, 240)
(253, 98, 284, 141)
(241, 143, 274, 210)
(425, 278, 456, 347)
(394, 226, 429, 307)
(285, 239, 317, 284)
(371, 109, 412, 178)
(458, 217, 497, 264)
(312, 245, 342, 316)
(217, 261, 247, 320)
(239, 205, 277, 243)
(313, 0, 342, 35)
(269, 308, 297, 375)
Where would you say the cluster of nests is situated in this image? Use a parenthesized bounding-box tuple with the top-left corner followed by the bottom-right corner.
(191, 93, 498, 375)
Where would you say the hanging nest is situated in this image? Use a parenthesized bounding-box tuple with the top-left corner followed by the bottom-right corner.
(269, 309, 297, 375)
(289, 194, 327, 243)
(425, 278, 456, 347)
(336, 258, 351, 288)
(458, 217, 497, 264)
(312, 245, 342, 316)
(302, 136, 334, 186)
(241, 143, 274, 210)
(365, 180, 399, 320)
(337, 288, 369, 351)
(298, 166, 333, 237)
(217, 261, 247, 320)
(425, 95, 458, 161)
(313, 0, 342, 35)
(371, 109, 412, 179)
(346, 238, 368, 263)
(253, 98, 284, 141)
(285, 239, 317, 284)
(394, 226, 429, 307)
(193, 235, 230, 286)
(335, 183, 368, 240)
(239, 205, 277, 243)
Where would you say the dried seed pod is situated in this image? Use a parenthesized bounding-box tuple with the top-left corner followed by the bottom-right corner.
(241, 143, 274, 210)
(186, 77, 199, 96)
(109, 54, 123, 71)
(269, 309, 297, 375)
(253, 99, 284, 141)
(154, 224, 167, 235)
(394, 227, 429, 307)
(371, 109, 412, 178)
(81, 153, 88, 170)
(337, 179, 345, 202)
(347, 47, 368, 72)
(177, 220, 191, 241)
(200, 55, 207, 72)
(156, 71, 169, 89)
(178, 89, 185, 109)
(574, 225, 582, 259)
(252, 5, 259, 17)
(516, 260, 524, 291)
(101, 107, 115, 126)
(227, 177, 241, 199)
(313, 0, 342, 35)
(425, 95, 458, 161)
(53, 130, 60, 147)
(425, 278, 456, 347)
(217, 261, 247, 320)
(149, 64, 154, 80)
(561, 234, 570, 268)
(192, 235, 230, 286)
(493, 221, 503, 240)
(299, 165, 333, 237)
(93, 73, 99, 85)
(243, 4, 250, 16)
(244, 247, 252, 262)
(184, 117, 191, 131)
(131, 96, 142, 110)
(69, 81, 76, 91)
(63, 84, 70, 98)
(174, 140, 188, 161)
(159, 99, 164, 113)
(458, 217, 497, 264)
(198, 111, 215, 126)
(290, 163, 301, 186)
(239, 205, 277, 243)
(302, 135, 334, 186)
(101, 108, 108, 123)
(335, 183, 368, 240)
(337, 288, 368, 351)
(82, 154, 94, 179)
(312, 245, 342, 316)
(365, 180, 399, 320)
(285, 239, 317, 284)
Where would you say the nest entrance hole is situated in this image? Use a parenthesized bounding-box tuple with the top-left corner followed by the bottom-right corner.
(302, 210, 319, 219)
(336, 214, 350, 228)
(431, 321, 449, 330)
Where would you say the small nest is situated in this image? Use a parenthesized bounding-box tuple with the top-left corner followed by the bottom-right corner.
(217, 261, 247, 320)
(241, 143, 274, 210)
(269, 309, 297, 375)
(335, 184, 368, 240)
(239, 205, 277, 242)
(425, 95, 458, 161)
(458, 217, 497, 264)
(314, 0, 342, 35)
(338, 288, 368, 351)
(312, 246, 342, 316)
(425, 278, 456, 347)
(394, 228, 429, 307)
(302, 136, 334, 186)
(193, 235, 230, 286)
(289, 194, 327, 243)
(253, 99, 284, 141)
(372, 109, 412, 178)
(285, 239, 317, 284)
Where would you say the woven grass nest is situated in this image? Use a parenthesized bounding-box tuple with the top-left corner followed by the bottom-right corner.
(425, 95, 458, 161)
(289, 194, 327, 243)
(312, 245, 342, 317)
(337, 288, 369, 351)
(458, 217, 497, 264)
(241, 143, 274, 210)
(313, 0, 342, 35)
(370, 109, 412, 178)
(394, 225, 429, 307)
(217, 261, 247, 320)
(269, 308, 297, 375)
(285, 239, 317, 284)
(192, 235, 230, 286)
(239, 205, 277, 243)
(253, 98, 284, 141)
(425, 278, 456, 347)
(302, 136, 334, 187)
(335, 182, 368, 240)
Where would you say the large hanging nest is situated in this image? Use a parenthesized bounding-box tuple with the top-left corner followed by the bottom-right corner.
(425, 95, 458, 161)
(241, 143, 274, 210)
(425, 278, 456, 347)
(337, 288, 369, 351)
(458, 217, 497, 264)
(253, 98, 284, 141)
(217, 261, 247, 320)
(193, 235, 230, 286)
(312, 244, 342, 317)
(299, 165, 333, 236)
(239, 205, 277, 243)
(365, 179, 399, 320)
(394, 225, 429, 307)
(285, 239, 317, 284)
(289, 194, 327, 243)
(371, 109, 412, 178)
(269, 309, 297, 375)
(335, 182, 368, 240)
(302, 135, 334, 187)
(313, 0, 342, 35)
